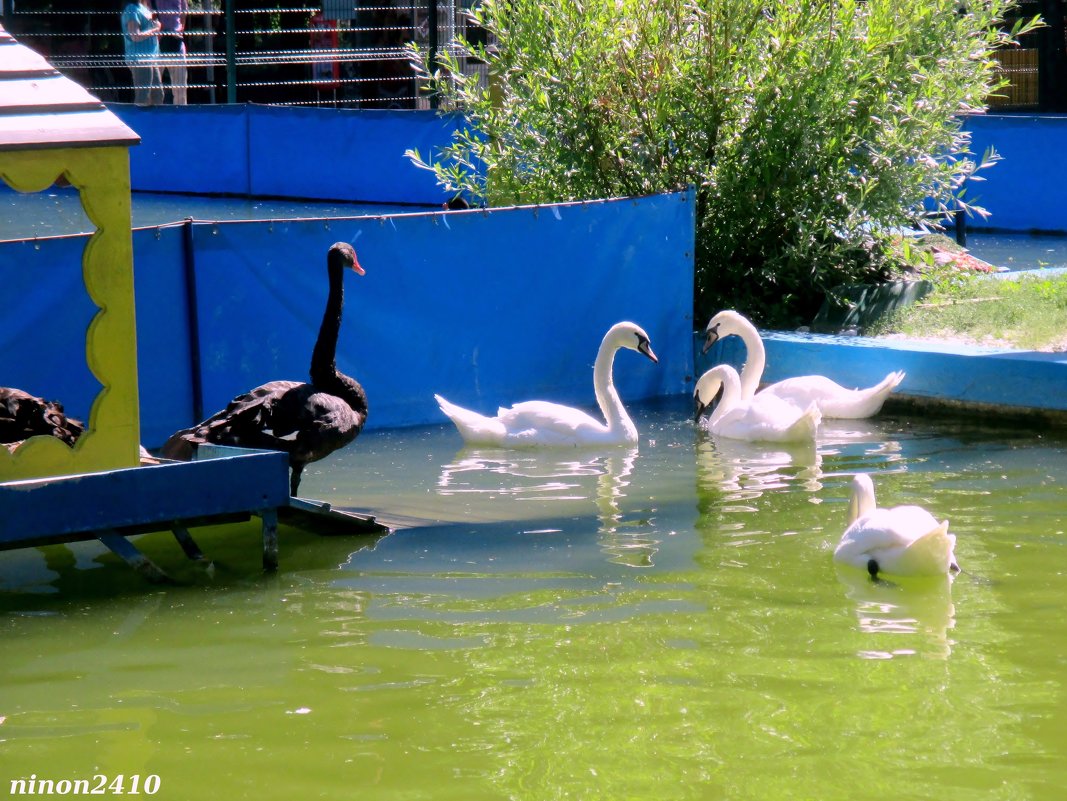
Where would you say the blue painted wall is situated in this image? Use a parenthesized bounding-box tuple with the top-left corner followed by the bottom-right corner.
(109, 104, 466, 205)
(0, 237, 99, 424)
(964, 115, 1067, 233)
(108, 104, 1067, 233)
(0, 191, 696, 448)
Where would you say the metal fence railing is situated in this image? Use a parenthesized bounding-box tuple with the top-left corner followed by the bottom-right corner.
(0, 2, 489, 108)
(3, 2, 1062, 111)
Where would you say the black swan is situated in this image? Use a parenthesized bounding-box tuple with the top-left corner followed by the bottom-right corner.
(161, 241, 369, 496)
(0, 387, 85, 450)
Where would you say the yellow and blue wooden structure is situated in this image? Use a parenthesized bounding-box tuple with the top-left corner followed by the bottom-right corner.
(0, 24, 142, 480)
(0, 26, 384, 580)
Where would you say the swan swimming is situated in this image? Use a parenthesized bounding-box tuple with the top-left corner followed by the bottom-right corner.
(434, 321, 658, 448)
(694, 363, 821, 443)
(702, 310, 904, 419)
(834, 473, 960, 579)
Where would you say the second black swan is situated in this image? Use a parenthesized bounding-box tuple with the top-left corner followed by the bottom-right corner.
(0, 387, 85, 450)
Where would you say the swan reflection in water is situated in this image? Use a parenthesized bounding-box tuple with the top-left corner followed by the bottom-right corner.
(817, 418, 905, 464)
(436, 447, 657, 567)
(695, 433, 823, 502)
(835, 567, 957, 660)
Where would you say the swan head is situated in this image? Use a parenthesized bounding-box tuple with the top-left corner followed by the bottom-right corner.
(606, 322, 658, 364)
(693, 364, 739, 419)
(330, 241, 365, 275)
(693, 369, 724, 420)
(702, 309, 751, 354)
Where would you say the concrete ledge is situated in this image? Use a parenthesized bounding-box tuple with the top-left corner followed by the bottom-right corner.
(698, 330, 1067, 423)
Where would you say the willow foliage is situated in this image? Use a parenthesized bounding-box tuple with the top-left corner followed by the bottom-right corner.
(408, 0, 1041, 325)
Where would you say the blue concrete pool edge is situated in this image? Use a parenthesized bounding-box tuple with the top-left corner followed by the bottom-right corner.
(699, 330, 1067, 424)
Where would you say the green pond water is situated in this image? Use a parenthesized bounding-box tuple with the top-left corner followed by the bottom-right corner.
(1, 398, 1065, 800)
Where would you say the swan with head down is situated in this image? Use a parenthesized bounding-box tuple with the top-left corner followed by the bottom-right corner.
(702, 310, 904, 419)
(434, 322, 658, 448)
(834, 473, 960, 579)
(0, 387, 84, 451)
(694, 363, 821, 443)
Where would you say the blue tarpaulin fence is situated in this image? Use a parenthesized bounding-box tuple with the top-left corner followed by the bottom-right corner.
(0, 191, 696, 448)
(105, 104, 1067, 233)
(109, 104, 467, 205)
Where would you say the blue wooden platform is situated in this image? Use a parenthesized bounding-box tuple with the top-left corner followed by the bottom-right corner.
(0, 445, 387, 582)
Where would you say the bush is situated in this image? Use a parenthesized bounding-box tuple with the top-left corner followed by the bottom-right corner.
(407, 0, 1040, 327)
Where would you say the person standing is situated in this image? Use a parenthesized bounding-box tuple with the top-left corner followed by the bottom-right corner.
(153, 0, 188, 104)
(120, 1, 163, 106)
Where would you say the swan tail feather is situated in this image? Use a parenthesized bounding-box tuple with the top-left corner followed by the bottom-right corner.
(783, 402, 821, 441)
(805, 401, 822, 432)
(861, 369, 905, 416)
(434, 394, 506, 446)
(880, 370, 906, 393)
(824, 370, 905, 418)
(898, 519, 957, 576)
(868, 369, 905, 397)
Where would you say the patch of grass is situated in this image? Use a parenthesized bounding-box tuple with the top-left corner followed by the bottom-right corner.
(870, 267, 1067, 351)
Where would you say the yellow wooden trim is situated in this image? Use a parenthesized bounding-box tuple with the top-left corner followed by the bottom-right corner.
(0, 146, 141, 481)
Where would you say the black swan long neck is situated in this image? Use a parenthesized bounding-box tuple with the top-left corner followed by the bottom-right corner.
(310, 251, 345, 384)
(308, 245, 368, 420)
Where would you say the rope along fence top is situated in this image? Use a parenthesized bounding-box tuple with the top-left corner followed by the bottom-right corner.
(2, 3, 489, 108)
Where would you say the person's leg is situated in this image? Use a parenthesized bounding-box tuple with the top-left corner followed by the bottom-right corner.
(145, 63, 164, 106)
(160, 35, 188, 105)
(129, 63, 152, 105)
(168, 56, 188, 105)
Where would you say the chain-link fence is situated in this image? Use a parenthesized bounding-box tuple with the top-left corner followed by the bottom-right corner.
(1, 2, 488, 108)
(3, 2, 1063, 110)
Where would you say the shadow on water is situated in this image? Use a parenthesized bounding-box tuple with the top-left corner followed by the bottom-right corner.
(0, 519, 388, 609)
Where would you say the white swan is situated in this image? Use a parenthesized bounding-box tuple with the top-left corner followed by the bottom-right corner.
(694, 363, 821, 443)
(834, 473, 960, 579)
(434, 322, 658, 448)
(702, 310, 904, 419)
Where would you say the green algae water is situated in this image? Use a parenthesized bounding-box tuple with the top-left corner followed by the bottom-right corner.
(1, 398, 1065, 800)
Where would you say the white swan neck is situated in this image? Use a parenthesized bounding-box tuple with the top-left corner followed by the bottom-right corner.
(593, 338, 634, 435)
(849, 476, 877, 524)
(709, 367, 743, 427)
(735, 318, 767, 399)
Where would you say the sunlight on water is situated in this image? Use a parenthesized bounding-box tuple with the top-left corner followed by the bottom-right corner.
(966, 231, 1067, 273)
(1, 398, 1065, 800)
